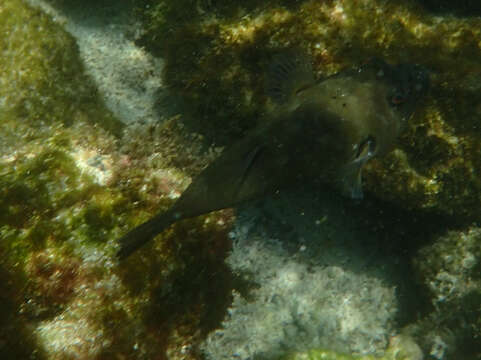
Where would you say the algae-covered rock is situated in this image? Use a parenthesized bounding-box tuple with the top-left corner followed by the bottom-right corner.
(284, 333, 423, 359)
(0, 1, 233, 358)
(0, 0, 123, 135)
(0, 106, 231, 358)
(138, 0, 481, 220)
(409, 227, 481, 358)
(285, 348, 379, 360)
(0, 101, 231, 359)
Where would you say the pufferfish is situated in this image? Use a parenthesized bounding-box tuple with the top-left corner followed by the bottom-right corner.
(116, 52, 429, 260)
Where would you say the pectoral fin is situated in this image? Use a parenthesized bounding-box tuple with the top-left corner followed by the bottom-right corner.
(341, 136, 377, 199)
(342, 163, 365, 199)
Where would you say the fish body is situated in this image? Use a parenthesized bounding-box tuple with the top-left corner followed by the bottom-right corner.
(116, 53, 429, 259)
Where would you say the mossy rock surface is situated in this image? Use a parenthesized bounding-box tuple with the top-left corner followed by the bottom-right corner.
(283, 333, 423, 360)
(0, 1, 232, 358)
(0, 0, 123, 134)
(409, 227, 481, 357)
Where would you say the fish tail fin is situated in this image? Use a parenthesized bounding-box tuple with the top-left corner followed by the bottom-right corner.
(266, 50, 315, 104)
(116, 211, 176, 260)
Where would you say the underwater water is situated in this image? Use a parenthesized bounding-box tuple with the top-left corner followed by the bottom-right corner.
(1, 0, 481, 359)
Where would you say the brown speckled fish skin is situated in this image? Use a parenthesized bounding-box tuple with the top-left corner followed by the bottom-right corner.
(283, 58, 430, 197)
(116, 54, 429, 260)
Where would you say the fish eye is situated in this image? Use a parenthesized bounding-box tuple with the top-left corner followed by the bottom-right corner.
(390, 93, 406, 105)
(356, 135, 377, 160)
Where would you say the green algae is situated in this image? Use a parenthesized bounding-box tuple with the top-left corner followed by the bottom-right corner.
(0, 1, 140, 346)
(0, 1, 237, 358)
(0, 116, 224, 358)
(284, 349, 378, 360)
(283, 334, 423, 360)
(0, 111, 232, 359)
(0, 0, 128, 264)
(1, 121, 116, 280)
(0, 0, 123, 135)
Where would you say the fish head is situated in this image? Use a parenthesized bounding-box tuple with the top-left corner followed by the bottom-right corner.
(265, 52, 430, 200)
(360, 58, 430, 122)
(336, 59, 430, 198)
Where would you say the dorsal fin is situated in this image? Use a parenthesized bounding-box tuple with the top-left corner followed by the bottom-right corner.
(266, 51, 315, 104)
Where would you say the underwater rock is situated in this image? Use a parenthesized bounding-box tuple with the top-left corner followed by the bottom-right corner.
(25, 0, 164, 125)
(0, 2, 219, 358)
(409, 227, 481, 359)
(201, 190, 404, 359)
(0, 0, 123, 135)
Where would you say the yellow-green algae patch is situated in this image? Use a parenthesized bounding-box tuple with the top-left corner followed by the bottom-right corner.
(139, 0, 481, 219)
(0, 114, 234, 358)
(0, 116, 125, 355)
(283, 334, 423, 360)
(0, 0, 123, 135)
(0, 117, 235, 358)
